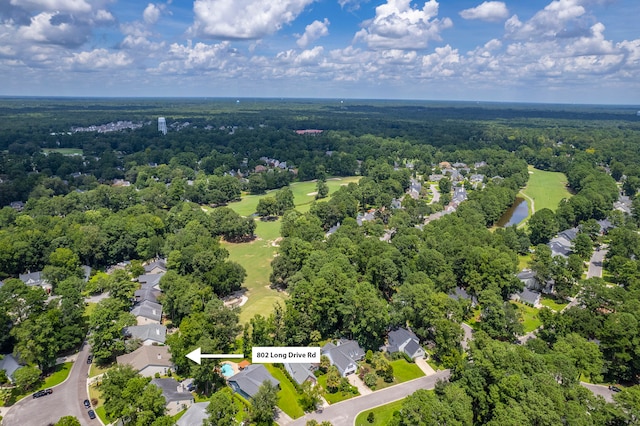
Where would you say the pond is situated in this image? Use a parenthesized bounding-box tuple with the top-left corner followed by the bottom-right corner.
(496, 197, 529, 227)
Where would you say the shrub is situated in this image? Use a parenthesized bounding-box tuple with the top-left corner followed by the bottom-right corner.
(364, 372, 378, 389)
(367, 412, 375, 423)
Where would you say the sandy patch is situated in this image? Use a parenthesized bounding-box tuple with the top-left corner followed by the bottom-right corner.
(528, 171, 534, 174)
(307, 191, 318, 196)
(271, 237, 283, 247)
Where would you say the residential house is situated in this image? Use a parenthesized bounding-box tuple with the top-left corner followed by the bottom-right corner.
(321, 340, 365, 377)
(131, 300, 162, 325)
(448, 286, 478, 307)
(474, 161, 487, 169)
(512, 288, 541, 307)
(356, 211, 376, 226)
(144, 259, 167, 275)
(0, 354, 22, 383)
(517, 269, 553, 294)
(137, 273, 164, 291)
(228, 364, 280, 399)
(135, 285, 161, 304)
(9, 201, 24, 211)
(428, 174, 445, 182)
(116, 345, 173, 377)
(452, 162, 467, 169)
(123, 324, 166, 345)
(387, 328, 425, 359)
(438, 161, 451, 169)
(548, 227, 579, 258)
(176, 402, 209, 426)
(325, 222, 341, 238)
(283, 363, 317, 386)
(19, 271, 51, 293)
(151, 378, 194, 416)
(451, 187, 468, 205)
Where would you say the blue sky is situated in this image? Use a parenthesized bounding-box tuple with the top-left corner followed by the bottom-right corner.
(0, 0, 638, 104)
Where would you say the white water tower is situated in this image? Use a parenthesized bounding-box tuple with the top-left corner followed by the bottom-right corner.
(158, 117, 167, 135)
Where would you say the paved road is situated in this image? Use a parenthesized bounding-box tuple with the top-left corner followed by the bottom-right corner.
(580, 382, 617, 403)
(461, 323, 473, 351)
(287, 370, 451, 426)
(587, 247, 607, 279)
(428, 184, 440, 204)
(3, 342, 94, 426)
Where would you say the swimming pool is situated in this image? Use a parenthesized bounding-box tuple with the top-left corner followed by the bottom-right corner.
(220, 363, 234, 377)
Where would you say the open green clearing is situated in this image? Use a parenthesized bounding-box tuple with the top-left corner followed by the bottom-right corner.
(355, 399, 405, 426)
(264, 364, 305, 419)
(226, 176, 361, 217)
(512, 302, 542, 333)
(520, 166, 572, 221)
(42, 148, 84, 156)
(540, 296, 569, 312)
(221, 177, 360, 324)
(389, 359, 424, 383)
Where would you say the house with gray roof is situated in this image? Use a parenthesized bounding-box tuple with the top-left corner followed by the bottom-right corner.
(116, 345, 173, 377)
(151, 378, 194, 416)
(131, 300, 162, 324)
(144, 259, 167, 275)
(548, 227, 579, 258)
(512, 288, 541, 307)
(138, 273, 164, 289)
(135, 285, 161, 304)
(387, 328, 425, 359)
(321, 340, 365, 377)
(0, 354, 22, 383)
(123, 324, 166, 345)
(18, 271, 51, 293)
(448, 286, 478, 307)
(176, 402, 209, 426)
(228, 364, 280, 399)
(283, 362, 317, 386)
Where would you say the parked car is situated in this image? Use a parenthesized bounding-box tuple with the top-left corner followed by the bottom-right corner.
(609, 385, 622, 392)
(32, 390, 46, 398)
(87, 355, 93, 364)
(45, 388, 52, 395)
(88, 410, 96, 420)
(84, 399, 91, 408)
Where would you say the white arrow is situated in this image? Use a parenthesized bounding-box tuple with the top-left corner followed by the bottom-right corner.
(185, 347, 244, 365)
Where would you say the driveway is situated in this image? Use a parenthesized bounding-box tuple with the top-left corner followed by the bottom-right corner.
(287, 370, 451, 426)
(3, 341, 95, 426)
(461, 323, 474, 351)
(580, 382, 617, 403)
(429, 184, 440, 204)
(414, 357, 436, 376)
(347, 374, 372, 395)
(587, 247, 607, 279)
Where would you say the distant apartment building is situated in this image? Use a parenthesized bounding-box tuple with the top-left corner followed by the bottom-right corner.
(158, 117, 167, 135)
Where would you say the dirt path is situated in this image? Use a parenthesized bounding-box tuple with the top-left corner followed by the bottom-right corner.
(517, 191, 535, 228)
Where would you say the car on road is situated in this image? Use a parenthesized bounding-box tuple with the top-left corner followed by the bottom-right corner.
(609, 385, 622, 392)
(84, 399, 91, 408)
(45, 388, 52, 395)
(88, 410, 96, 420)
(32, 390, 46, 398)
(87, 355, 93, 364)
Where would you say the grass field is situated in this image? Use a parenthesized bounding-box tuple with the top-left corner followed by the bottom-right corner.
(389, 359, 425, 383)
(221, 176, 360, 324)
(355, 399, 404, 426)
(540, 296, 569, 312)
(225, 176, 361, 217)
(519, 166, 572, 227)
(511, 302, 542, 332)
(264, 364, 305, 419)
(42, 148, 83, 156)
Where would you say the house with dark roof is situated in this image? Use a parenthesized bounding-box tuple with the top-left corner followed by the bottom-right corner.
(387, 328, 425, 359)
(176, 402, 209, 426)
(548, 227, 579, 258)
(321, 340, 365, 377)
(123, 324, 166, 345)
(283, 362, 317, 386)
(116, 345, 173, 377)
(448, 286, 478, 307)
(151, 378, 194, 416)
(137, 273, 164, 291)
(228, 364, 280, 399)
(512, 288, 541, 307)
(144, 259, 167, 275)
(18, 271, 51, 293)
(135, 285, 161, 304)
(0, 354, 22, 383)
(131, 300, 162, 325)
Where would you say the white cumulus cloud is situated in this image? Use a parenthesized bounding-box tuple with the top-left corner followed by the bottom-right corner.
(459, 1, 509, 22)
(505, 0, 587, 40)
(297, 19, 330, 48)
(143, 3, 161, 25)
(11, 0, 93, 13)
(190, 0, 315, 39)
(354, 0, 452, 50)
(66, 48, 133, 70)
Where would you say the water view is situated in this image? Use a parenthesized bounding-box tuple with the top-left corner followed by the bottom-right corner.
(496, 197, 529, 227)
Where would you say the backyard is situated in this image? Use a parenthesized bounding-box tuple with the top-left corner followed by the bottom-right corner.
(263, 364, 305, 419)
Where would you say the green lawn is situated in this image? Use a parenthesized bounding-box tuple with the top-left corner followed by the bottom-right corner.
(89, 361, 113, 378)
(317, 374, 359, 404)
(225, 176, 361, 217)
(219, 177, 360, 324)
(263, 364, 305, 419)
(42, 148, 84, 156)
(89, 384, 110, 424)
(518, 254, 532, 271)
(512, 302, 542, 333)
(389, 359, 424, 383)
(540, 296, 569, 312)
(355, 399, 405, 426)
(520, 166, 572, 222)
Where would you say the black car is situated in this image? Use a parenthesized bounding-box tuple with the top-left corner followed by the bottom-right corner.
(84, 399, 91, 408)
(88, 410, 96, 420)
(32, 390, 45, 398)
(609, 385, 622, 392)
(45, 388, 52, 395)
(87, 355, 93, 364)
